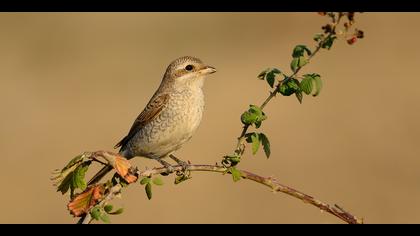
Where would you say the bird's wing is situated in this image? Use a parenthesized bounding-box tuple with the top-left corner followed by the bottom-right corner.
(114, 92, 170, 149)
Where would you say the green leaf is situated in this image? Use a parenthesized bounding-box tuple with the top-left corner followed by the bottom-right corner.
(229, 157, 241, 165)
(289, 78, 300, 90)
(241, 111, 257, 125)
(139, 177, 151, 185)
(298, 56, 308, 67)
(258, 71, 266, 79)
(266, 72, 275, 88)
(145, 182, 152, 200)
(174, 174, 191, 184)
(259, 133, 271, 158)
(301, 73, 322, 96)
(279, 83, 293, 96)
(56, 171, 73, 195)
(292, 45, 311, 58)
(292, 45, 305, 57)
(241, 105, 267, 128)
(72, 162, 90, 192)
(291, 56, 308, 72)
(303, 47, 312, 56)
(290, 58, 299, 72)
(251, 133, 260, 155)
(312, 74, 323, 96)
(224, 154, 241, 166)
(257, 68, 270, 80)
(249, 105, 263, 116)
(291, 46, 310, 72)
(61, 154, 84, 172)
(278, 78, 300, 96)
(245, 132, 253, 143)
(152, 177, 164, 186)
(321, 35, 337, 49)
(109, 208, 124, 215)
(104, 205, 113, 213)
(271, 68, 281, 74)
(295, 90, 303, 104)
(99, 213, 110, 224)
(61, 161, 91, 198)
(266, 68, 281, 88)
(56, 156, 90, 195)
(229, 167, 242, 182)
(252, 105, 267, 127)
(314, 33, 324, 42)
(300, 75, 313, 95)
(258, 68, 281, 88)
(90, 206, 101, 221)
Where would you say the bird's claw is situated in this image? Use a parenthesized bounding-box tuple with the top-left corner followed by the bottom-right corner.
(159, 162, 174, 175)
(177, 160, 189, 172)
(169, 154, 189, 173)
(165, 164, 175, 174)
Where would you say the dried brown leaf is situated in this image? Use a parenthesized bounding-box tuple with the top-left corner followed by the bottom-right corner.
(67, 185, 105, 217)
(114, 156, 138, 183)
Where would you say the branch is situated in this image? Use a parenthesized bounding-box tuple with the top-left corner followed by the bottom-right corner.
(78, 151, 362, 224)
(234, 15, 343, 157)
(233, 13, 351, 159)
(56, 13, 365, 224)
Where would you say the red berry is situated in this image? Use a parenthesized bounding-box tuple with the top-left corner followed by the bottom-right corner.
(347, 37, 357, 45)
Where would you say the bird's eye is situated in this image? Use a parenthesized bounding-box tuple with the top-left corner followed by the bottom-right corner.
(185, 65, 194, 71)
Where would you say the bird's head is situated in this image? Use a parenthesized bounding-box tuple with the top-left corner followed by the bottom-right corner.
(162, 56, 216, 88)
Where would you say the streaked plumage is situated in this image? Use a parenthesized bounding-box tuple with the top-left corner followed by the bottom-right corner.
(88, 56, 216, 185)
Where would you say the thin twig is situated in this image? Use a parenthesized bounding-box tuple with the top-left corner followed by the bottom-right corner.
(79, 151, 362, 224)
(233, 13, 344, 158)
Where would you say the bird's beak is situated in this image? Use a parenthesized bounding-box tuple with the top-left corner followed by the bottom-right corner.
(200, 65, 217, 75)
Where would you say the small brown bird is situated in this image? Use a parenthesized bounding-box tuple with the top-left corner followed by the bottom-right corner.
(88, 56, 216, 185)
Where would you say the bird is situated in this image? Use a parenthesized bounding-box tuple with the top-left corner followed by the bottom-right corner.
(88, 56, 216, 185)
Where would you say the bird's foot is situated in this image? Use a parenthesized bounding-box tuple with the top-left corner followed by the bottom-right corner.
(168, 155, 192, 184)
(162, 163, 175, 175)
(169, 154, 189, 172)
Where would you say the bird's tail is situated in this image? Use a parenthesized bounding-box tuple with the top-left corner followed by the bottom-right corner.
(87, 165, 113, 186)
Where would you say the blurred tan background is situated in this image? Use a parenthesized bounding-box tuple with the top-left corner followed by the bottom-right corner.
(0, 12, 419, 224)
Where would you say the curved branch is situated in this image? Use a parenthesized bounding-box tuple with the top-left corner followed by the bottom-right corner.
(147, 165, 361, 224)
(80, 151, 362, 224)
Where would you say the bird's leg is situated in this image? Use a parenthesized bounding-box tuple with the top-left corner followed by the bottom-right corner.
(169, 154, 191, 182)
(151, 157, 174, 174)
(169, 154, 189, 172)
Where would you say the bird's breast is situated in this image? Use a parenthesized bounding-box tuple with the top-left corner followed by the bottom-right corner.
(165, 88, 205, 136)
(133, 88, 205, 158)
